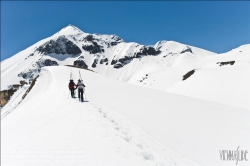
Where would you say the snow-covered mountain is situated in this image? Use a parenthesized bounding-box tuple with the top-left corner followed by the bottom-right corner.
(2, 24, 250, 110)
(1, 25, 250, 166)
(1, 24, 214, 89)
(1, 24, 250, 109)
(2, 66, 250, 166)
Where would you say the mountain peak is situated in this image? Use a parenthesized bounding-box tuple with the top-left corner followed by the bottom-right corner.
(57, 24, 84, 36)
(66, 24, 79, 30)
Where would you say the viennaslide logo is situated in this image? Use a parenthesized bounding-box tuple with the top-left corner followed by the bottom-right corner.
(219, 146, 248, 165)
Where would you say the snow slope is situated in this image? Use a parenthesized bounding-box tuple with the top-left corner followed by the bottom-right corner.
(125, 44, 250, 109)
(2, 66, 250, 166)
(166, 44, 250, 109)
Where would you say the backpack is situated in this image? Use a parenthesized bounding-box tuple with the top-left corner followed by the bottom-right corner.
(77, 82, 85, 89)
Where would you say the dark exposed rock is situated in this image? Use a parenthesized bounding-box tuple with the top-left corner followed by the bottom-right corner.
(18, 70, 34, 79)
(84, 35, 93, 41)
(12, 84, 22, 90)
(44, 59, 59, 66)
(111, 35, 123, 42)
(22, 75, 39, 100)
(82, 41, 104, 54)
(18, 59, 58, 79)
(183, 69, 195, 81)
(73, 60, 88, 69)
(139, 76, 148, 83)
(36, 59, 58, 68)
(118, 56, 134, 63)
(180, 46, 193, 54)
(134, 46, 161, 58)
(111, 47, 160, 69)
(37, 36, 82, 55)
(0, 89, 17, 107)
(20, 80, 28, 86)
(100, 58, 108, 64)
(146, 47, 161, 55)
(92, 59, 98, 68)
(114, 63, 124, 69)
(110, 42, 119, 46)
(217, 61, 235, 66)
(25, 53, 35, 60)
(113, 56, 134, 69)
(111, 60, 118, 65)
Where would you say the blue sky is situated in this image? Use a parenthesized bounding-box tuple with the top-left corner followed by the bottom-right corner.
(1, 1, 250, 61)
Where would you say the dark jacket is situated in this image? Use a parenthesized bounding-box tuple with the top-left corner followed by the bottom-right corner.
(68, 80, 76, 89)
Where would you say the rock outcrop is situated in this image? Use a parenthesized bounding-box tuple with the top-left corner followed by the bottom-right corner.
(37, 36, 82, 56)
(217, 61, 235, 66)
(183, 69, 195, 81)
(111, 46, 161, 69)
(82, 41, 104, 54)
(0, 89, 17, 107)
(92, 59, 99, 68)
(74, 60, 88, 69)
(18, 59, 58, 80)
(100, 58, 108, 65)
(180, 46, 193, 54)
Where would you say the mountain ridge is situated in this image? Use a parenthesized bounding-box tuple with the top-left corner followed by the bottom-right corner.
(1, 24, 216, 88)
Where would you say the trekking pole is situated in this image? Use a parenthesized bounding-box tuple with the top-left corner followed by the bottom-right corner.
(79, 71, 82, 80)
(84, 89, 87, 101)
(68, 90, 70, 99)
(70, 69, 73, 80)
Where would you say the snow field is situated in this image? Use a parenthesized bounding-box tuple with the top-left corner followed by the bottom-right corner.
(3, 66, 250, 166)
(2, 66, 199, 166)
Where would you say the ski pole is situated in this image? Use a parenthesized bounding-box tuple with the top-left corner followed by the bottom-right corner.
(84, 89, 87, 101)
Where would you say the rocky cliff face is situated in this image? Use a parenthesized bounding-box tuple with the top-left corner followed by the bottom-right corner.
(111, 46, 161, 69)
(37, 36, 82, 56)
(0, 89, 17, 107)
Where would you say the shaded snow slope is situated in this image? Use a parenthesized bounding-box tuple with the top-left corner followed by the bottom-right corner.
(2, 66, 250, 166)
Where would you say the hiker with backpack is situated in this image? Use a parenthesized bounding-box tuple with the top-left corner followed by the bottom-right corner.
(68, 79, 76, 98)
(75, 79, 85, 102)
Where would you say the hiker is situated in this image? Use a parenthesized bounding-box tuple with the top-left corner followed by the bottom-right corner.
(75, 79, 85, 102)
(68, 79, 76, 98)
